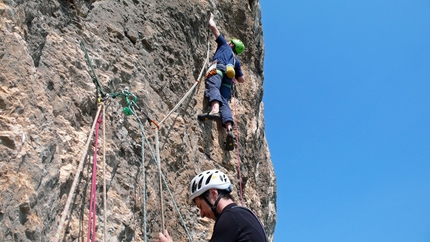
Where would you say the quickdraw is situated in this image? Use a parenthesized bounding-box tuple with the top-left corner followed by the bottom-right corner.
(117, 87, 160, 129)
(121, 87, 137, 116)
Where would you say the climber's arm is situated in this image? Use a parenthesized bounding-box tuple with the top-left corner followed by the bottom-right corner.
(209, 13, 220, 38)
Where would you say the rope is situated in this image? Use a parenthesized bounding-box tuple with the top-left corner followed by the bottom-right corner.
(87, 112, 103, 241)
(80, 41, 106, 97)
(143, 26, 210, 240)
(130, 100, 159, 129)
(54, 105, 103, 242)
(155, 128, 165, 231)
(130, 105, 148, 241)
(160, 172, 195, 242)
(146, 132, 194, 241)
(134, 36, 211, 238)
(102, 105, 107, 242)
(131, 105, 194, 242)
(232, 84, 244, 206)
(71, 26, 211, 240)
(76, 38, 210, 241)
(142, 129, 147, 242)
(158, 36, 211, 126)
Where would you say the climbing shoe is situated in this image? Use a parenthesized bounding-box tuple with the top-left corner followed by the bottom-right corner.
(198, 112, 221, 121)
(224, 130, 235, 151)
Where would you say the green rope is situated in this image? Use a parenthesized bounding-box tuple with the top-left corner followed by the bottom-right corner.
(80, 41, 106, 97)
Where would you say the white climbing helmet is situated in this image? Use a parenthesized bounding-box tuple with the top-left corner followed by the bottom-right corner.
(188, 170, 232, 203)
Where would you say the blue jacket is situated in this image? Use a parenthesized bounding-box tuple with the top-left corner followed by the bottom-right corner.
(212, 34, 244, 79)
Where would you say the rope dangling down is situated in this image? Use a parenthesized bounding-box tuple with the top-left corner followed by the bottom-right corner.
(102, 104, 107, 242)
(155, 128, 165, 232)
(130, 105, 148, 242)
(54, 105, 103, 242)
(87, 110, 103, 242)
(130, 105, 194, 242)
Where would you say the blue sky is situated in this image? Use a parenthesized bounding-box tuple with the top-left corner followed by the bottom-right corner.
(260, 1, 430, 241)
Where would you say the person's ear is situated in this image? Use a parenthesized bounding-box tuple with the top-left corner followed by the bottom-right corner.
(209, 188, 218, 198)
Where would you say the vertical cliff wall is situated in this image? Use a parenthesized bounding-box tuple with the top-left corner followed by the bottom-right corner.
(0, 0, 276, 241)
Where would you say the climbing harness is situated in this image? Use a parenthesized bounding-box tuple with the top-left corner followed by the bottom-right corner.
(205, 62, 219, 79)
(205, 68, 219, 79)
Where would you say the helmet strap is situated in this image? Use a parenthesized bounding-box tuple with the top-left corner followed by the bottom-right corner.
(202, 190, 226, 219)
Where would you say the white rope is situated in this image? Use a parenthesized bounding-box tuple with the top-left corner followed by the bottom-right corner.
(158, 39, 211, 126)
(155, 128, 165, 231)
(54, 105, 102, 242)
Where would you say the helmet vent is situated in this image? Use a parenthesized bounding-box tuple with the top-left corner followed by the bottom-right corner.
(197, 177, 203, 189)
(188, 170, 233, 203)
(191, 181, 197, 193)
(205, 174, 213, 185)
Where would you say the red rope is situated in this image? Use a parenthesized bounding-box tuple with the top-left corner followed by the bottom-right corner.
(232, 83, 244, 206)
(87, 112, 103, 241)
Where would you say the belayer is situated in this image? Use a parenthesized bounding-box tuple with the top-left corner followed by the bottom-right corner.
(198, 13, 246, 151)
(157, 169, 268, 242)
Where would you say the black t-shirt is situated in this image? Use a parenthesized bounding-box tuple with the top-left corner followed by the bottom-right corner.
(210, 203, 268, 242)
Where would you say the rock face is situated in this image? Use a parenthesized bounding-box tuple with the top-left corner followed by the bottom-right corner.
(0, 0, 276, 241)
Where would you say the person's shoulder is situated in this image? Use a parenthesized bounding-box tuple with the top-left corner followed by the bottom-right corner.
(216, 34, 227, 44)
(230, 205, 256, 217)
(220, 203, 237, 215)
(235, 56, 241, 64)
(223, 203, 243, 215)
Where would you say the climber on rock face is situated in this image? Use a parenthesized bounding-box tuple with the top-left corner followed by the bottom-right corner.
(197, 13, 245, 151)
(157, 169, 268, 242)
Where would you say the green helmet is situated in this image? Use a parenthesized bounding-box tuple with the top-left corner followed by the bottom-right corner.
(231, 38, 245, 55)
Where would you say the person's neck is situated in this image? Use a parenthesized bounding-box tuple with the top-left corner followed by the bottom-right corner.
(216, 198, 234, 214)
